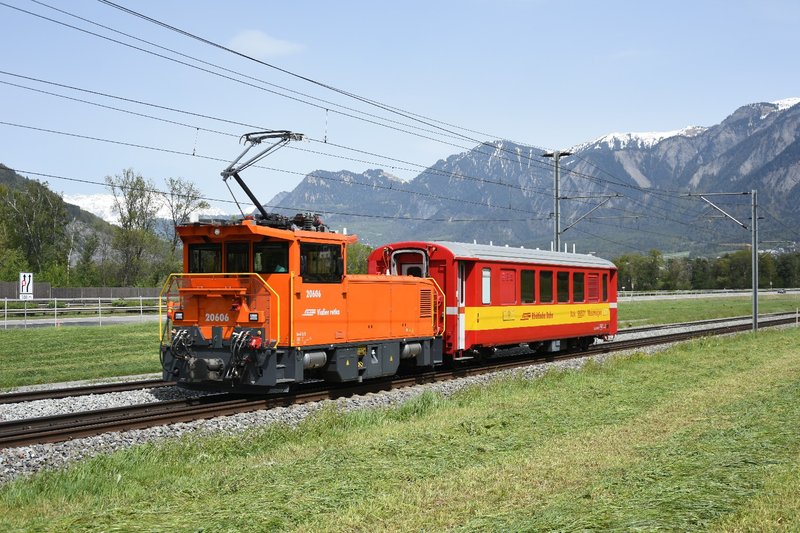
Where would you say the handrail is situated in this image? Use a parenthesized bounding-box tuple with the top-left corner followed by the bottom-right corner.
(158, 273, 280, 344)
(426, 277, 446, 336)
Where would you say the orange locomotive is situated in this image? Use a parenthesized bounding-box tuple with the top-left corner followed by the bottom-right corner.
(160, 131, 444, 392)
(160, 214, 444, 392)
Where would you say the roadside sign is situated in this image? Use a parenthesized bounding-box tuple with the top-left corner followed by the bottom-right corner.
(19, 272, 33, 301)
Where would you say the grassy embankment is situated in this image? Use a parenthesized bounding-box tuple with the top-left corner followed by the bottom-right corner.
(0, 326, 798, 531)
(0, 323, 160, 389)
(617, 293, 800, 327)
(0, 294, 798, 389)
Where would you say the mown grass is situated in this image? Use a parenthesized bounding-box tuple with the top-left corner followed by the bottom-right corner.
(1, 327, 798, 531)
(0, 323, 160, 389)
(618, 293, 800, 327)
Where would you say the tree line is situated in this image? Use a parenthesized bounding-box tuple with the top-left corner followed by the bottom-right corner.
(614, 249, 800, 291)
(0, 168, 208, 288)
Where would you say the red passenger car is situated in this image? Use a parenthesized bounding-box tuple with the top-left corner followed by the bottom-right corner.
(368, 241, 617, 358)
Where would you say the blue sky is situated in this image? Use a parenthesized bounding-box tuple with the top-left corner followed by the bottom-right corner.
(1, 0, 798, 213)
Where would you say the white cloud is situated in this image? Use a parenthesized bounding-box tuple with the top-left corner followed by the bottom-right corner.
(228, 30, 303, 58)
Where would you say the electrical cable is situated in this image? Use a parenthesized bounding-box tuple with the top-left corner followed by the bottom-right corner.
(8, 168, 553, 224)
(0, 70, 560, 197)
(0, 120, 550, 216)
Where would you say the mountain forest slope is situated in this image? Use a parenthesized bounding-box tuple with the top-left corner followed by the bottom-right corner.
(269, 99, 800, 257)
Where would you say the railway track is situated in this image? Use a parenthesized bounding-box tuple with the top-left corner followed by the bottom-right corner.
(2, 312, 795, 406)
(1, 314, 796, 449)
(621, 310, 797, 334)
(0, 379, 174, 405)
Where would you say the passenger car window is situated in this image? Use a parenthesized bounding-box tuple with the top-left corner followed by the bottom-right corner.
(481, 268, 491, 305)
(573, 272, 585, 303)
(557, 272, 570, 302)
(539, 270, 553, 303)
(521, 270, 535, 304)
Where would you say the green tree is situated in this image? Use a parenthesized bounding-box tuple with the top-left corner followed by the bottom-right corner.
(662, 257, 691, 290)
(39, 262, 69, 286)
(106, 169, 160, 285)
(690, 257, 712, 289)
(759, 253, 777, 289)
(613, 253, 639, 291)
(0, 180, 68, 273)
(727, 250, 751, 288)
(775, 252, 800, 287)
(712, 255, 732, 289)
(0, 247, 29, 281)
(346, 242, 374, 274)
(638, 249, 664, 290)
(74, 234, 101, 286)
(163, 177, 210, 257)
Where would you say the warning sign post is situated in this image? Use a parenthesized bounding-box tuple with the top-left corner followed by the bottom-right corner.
(19, 272, 33, 301)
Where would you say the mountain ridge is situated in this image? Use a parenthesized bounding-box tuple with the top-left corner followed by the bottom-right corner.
(268, 98, 800, 255)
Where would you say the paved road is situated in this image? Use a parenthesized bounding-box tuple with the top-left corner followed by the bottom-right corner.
(620, 290, 796, 301)
(2, 314, 160, 329)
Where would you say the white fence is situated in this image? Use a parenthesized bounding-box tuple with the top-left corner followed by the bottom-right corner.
(2, 297, 161, 329)
(618, 288, 798, 300)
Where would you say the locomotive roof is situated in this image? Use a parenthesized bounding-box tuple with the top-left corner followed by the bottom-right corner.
(431, 241, 616, 269)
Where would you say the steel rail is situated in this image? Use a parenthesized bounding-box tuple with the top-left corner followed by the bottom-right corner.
(0, 379, 174, 405)
(1, 316, 796, 449)
(621, 311, 797, 334)
(3, 313, 794, 405)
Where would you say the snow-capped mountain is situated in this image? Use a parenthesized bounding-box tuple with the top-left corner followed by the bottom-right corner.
(63, 193, 231, 225)
(62, 194, 118, 224)
(268, 98, 800, 255)
(572, 126, 708, 152)
(571, 98, 799, 153)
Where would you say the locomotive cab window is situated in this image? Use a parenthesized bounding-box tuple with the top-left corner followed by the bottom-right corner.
(602, 273, 609, 302)
(188, 244, 221, 273)
(254, 241, 289, 274)
(557, 271, 570, 303)
(300, 243, 343, 283)
(539, 270, 553, 303)
(226, 242, 249, 273)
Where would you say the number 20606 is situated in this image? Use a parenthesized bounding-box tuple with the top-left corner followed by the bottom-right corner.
(205, 313, 230, 322)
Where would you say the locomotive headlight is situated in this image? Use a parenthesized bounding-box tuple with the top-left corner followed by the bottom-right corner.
(213, 228, 221, 236)
(174, 311, 184, 320)
(249, 312, 259, 321)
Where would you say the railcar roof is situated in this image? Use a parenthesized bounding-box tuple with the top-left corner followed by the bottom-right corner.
(432, 241, 616, 269)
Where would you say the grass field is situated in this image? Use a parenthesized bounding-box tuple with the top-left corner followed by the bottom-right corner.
(617, 293, 800, 327)
(0, 327, 798, 531)
(0, 323, 161, 389)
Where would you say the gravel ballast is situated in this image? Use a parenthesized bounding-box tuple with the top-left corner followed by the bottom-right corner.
(0, 346, 657, 485)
